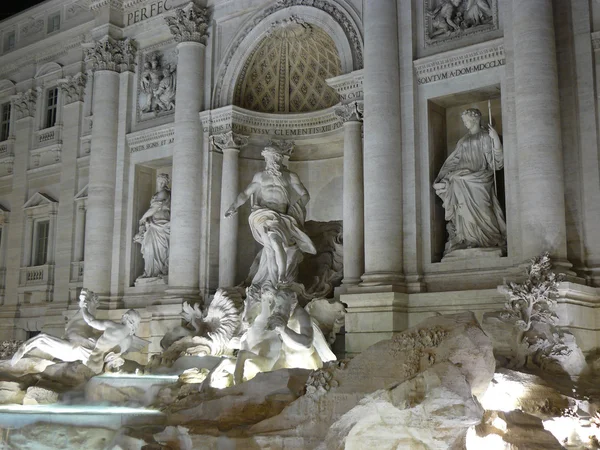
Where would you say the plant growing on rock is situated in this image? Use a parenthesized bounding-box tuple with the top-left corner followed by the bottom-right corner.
(498, 252, 585, 374)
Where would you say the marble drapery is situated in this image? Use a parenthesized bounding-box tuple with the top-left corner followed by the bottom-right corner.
(434, 113, 506, 256)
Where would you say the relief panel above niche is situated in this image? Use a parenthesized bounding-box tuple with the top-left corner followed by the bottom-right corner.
(424, 0, 499, 47)
(137, 47, 178, 122)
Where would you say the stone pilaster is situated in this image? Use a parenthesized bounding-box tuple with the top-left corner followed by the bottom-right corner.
(51, 76, 85, 305)
(74, 202, 86, 262)
(361, 0, 404, 288)
(513, 0, 569, 267)
(335, 101, 364, 286)
(165, 3, 209, 299)
(212, 131, 249, 287)
(5, 91, 36, 306)
(83, 37, 136, 298)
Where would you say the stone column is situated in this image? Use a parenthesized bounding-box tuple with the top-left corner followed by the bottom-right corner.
(164, 3, 210, 299)
(361, 0, 404, 287)
(212, 131, 249, 287)
(335, 101, 364, 286)
(513, 0, 569, 265)
(83, 37, 136, 297)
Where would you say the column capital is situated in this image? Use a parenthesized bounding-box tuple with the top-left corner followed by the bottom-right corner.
(11, 88, 39, 120)
(335, 101, 364, 123)
(83, 36, 137, 73)
(165, 3, 210, 45)
(211, 131, 249, 152)
(58, 72, 87, 105)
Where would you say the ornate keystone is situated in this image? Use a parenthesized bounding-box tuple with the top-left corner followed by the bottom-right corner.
(12, 89, 39, 120)
(165, 3, 210, 44)
(58, 73, 87, 105)
(84, 37, 137, 73)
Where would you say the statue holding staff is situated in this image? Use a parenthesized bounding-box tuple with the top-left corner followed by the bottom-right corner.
(433, 107, 506, 257)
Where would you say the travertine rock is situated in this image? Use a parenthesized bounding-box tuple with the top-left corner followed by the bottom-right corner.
(251, 312, 494, 443)
(318, 363, 485, 450)
(167, 368, 311, 431)
(0, 356, 55, 377)
(468, 410, 564, 450)
(0, 381, 25, 404)
(40, 361, 95, 387)
(23, 386, 59, 405)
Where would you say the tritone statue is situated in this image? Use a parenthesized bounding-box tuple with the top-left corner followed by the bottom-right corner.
(225, 146, 316, 285)
(433, 108, 506, 258)
(81, 307, 145, 374)
(134, 173, 171, 283)
(11, 288, 102, 366)
(11, 288, 147, 374)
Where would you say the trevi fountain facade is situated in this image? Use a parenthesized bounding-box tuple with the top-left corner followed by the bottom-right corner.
(0, 0, 596, 448)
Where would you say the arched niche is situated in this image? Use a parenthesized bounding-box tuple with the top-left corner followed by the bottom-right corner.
(213, 1, 363, 109)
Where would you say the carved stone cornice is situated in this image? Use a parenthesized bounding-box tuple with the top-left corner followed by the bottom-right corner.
(90, 0, 124, 12)
(83, 37, 137, 73)
(335, 101, 363, 123)
(12, 89, 39, 120)
(165, 3, 210, 45)
(414, 38, 504, 85)
(58, 73, 87, 105)
(199, 105, 343, 141)
(327, 70, 363, 103)
(210, 131, 249, 152)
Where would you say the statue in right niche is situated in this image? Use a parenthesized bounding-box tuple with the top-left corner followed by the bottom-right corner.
(433, 108, 506, 258)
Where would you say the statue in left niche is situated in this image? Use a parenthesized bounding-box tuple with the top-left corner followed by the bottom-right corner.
(139, 53, 176, 115)
(11, 288, 102, 366)
(134, 173, 171, 284)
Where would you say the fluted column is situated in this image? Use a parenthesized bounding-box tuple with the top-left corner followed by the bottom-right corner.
(165, 3, 209, 298)
(335, 101, 364, 285)
(83, 37, 136, 297)
(212, 131, 249, 287)
(361, 0, 404, 287)
(513, 0, 568, 264)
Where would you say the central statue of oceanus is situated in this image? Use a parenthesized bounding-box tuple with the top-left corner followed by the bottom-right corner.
(225, 146, 316, 285)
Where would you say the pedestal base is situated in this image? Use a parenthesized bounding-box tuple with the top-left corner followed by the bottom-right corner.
(134, 276, 167, 287)
(442, 247, 503, 262)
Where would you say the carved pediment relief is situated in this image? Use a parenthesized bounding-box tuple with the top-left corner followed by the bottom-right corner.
(23, 192, 58, 210)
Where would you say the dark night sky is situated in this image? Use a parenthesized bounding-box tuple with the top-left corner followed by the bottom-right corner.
(0, 0, 48, 21)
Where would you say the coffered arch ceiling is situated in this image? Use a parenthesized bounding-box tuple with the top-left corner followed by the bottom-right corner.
(233, 19, 342, 114)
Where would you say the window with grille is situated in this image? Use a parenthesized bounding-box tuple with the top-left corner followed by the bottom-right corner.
(45, 88, 58, 129)
(34, 221, 49, 266)
(3, 32, 15, 53)
(47, 13, 60, 34)
(0, 103, 10, 141)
